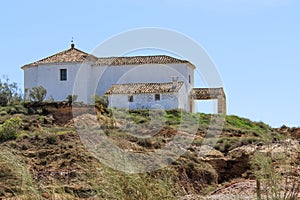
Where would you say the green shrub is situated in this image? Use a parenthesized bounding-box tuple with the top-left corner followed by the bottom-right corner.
(94, 95, 108, 108)
(66, 94, 78, 105)
(93, 95, 108, 114)
(0, 77, 22, 106)
(8, 106, 17, 114)
(225, 115, 272, 135)
(29, 86, 47, 103)
(0, 110, 7, 116)
(0, 117, 22, 142)
(251, 151, 300, 200)
(14, 104, 28, 114)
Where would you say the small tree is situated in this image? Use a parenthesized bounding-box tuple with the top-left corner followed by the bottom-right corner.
(66, 94, 78, 105)
(93, 95, 108, 114)
(29, 86, 47, 103)
(0, 76, 22, 106)
(93, 95, 108, 108)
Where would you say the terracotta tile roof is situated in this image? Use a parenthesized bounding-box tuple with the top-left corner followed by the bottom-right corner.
(105, 82, 184, 95)
(94, 55, 190, 66)
(22, 46, 194, 69)
(191, 88, 225, 99)
(22, 47, 96, 69)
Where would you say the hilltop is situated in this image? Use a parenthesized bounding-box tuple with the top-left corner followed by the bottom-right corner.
(0, 103, 299, 200)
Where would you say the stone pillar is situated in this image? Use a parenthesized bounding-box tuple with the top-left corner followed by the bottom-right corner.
(217, 95, 226, 115)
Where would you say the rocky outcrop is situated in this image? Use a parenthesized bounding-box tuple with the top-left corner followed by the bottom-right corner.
(24, 102, 96, 125)
(198, 145, 252, 183)
(275, 126, 300, 140)
(198, 139, 300, 184)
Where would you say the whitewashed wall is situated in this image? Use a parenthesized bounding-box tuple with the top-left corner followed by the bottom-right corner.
(24, 63, 89, 101)
(177, 85, 189, 111)
(107, 94, 129, 109)
(24, 67, 38, 90)
(23, 62, 194, 106)
(92, 63, 194, 96)
(107, 89, 190, 112)
(108, 93, 179, 110)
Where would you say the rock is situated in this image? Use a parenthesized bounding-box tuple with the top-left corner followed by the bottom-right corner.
(204, 139, 300, 183)
(196, 145, 225, 158)
(42, 192, 50, 199)
(44, 114, 55, 124)
(290, 128, 300, 139)
(4, 192, 13, 198)
(200, 145, 255, 183)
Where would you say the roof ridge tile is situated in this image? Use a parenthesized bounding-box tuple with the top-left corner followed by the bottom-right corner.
(22, 47, 194, 69)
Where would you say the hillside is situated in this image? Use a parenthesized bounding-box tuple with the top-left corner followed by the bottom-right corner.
(0, 103, 299, 200)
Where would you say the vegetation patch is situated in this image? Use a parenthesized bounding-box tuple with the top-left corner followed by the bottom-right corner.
(0, 117, 22, 142)
(0, 104, 298, 199)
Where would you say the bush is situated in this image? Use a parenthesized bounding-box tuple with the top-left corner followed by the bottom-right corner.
(94, 95, 108, 114)
(8, 106, 17, 114)
(0, 110, 7, 116)
(66, 94, 78, 105)
(29, 86, 47, 103)
(94, 95, 108, 108)
(0, 77, 22, 106)
(0, 105, 28, 115)
(0, 117, 22, 142)
(251, 151, 300, 200)
(14, 104, 28, 114)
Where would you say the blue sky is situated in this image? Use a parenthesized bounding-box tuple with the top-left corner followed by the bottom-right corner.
(0, 0, 299, 127)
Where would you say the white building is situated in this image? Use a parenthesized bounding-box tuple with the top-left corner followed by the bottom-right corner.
(22, 44, 196, 112)
(105, 80, 189, 110)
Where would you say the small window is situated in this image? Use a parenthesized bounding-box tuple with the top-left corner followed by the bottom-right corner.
(60, 69, 67, 81)
(128, 95, 133, 102)
(155, 94, 160, 101)
(189, 75, 191, 84)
